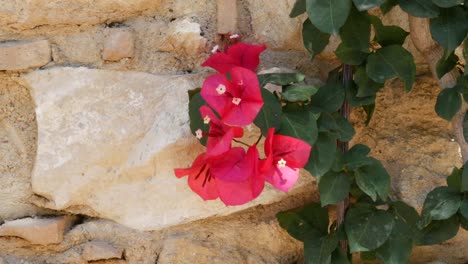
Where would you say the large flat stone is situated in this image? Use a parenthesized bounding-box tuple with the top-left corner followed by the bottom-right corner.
(22, 67, 313, 231)
(0, 40, 51, 71)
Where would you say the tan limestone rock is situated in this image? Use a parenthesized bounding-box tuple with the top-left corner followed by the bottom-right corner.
(0, 216, 76, 245)
(81, 241, 123, 261)
(159, 18, 207, 55)
(103, 28, 135, 62)
(21, 67, 314, 231)
(0, 40, 50, 71)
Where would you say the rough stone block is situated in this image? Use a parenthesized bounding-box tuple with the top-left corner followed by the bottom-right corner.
(81, 241, 123, 261)
(0, 216, 76, 245)
(0, 40, 50, 71)
(103, 28, 135, 62)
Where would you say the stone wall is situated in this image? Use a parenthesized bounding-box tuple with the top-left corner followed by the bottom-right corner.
(0, 1, 466, 263)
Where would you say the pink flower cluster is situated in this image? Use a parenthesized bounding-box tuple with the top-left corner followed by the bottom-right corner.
(175, 43, 312, 206)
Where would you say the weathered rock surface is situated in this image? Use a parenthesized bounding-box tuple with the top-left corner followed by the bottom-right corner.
(0, 216, 76, 245)
(81, 241, 123, 261)
(21, 67, 314, 231)
(0, 0, 162, 30)
(103, 28, 135, 62)
(0, 40, 51, 71)
(158, 18, 207, 56)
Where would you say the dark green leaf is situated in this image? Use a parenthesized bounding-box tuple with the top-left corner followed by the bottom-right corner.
(254, 89, 282, 136)
(430, 6, 468, 57)
(375, 215, 413, 264)
(363, 104, 375, 125)
(340, 6, 371, 51)
(345, 206, 395, 252)
(432, 0, 463, 8)
(318, 112, 355, 141)
(345, 81, 376, 107)
(436, 52, 459, 79)
(335, 43, 369, 65)
(380, 0, 398, 14)
(366, 45, 416, 91)
(277, 203, 329, 241)
(420, 186, 462, 227)
(279, 107, 318, 146)
(361, 251, 377, 261)
(354, 66, 384, 97)
(306, 0, 352, 34)
(309, 79, 346, 112)
(416, 215, 460, 245)
(391, 201, 420, 235)
(355, 158, 391, 201)
(369, 16, 409, 46)
(290, 0, 307, 17)
(188, 93, 209, 146)
(188, 87, 201, 100)
(352, 0, 385, 11)
(460, 200, 468, 219)
(435, 88, 462, 121)
(304, 232, 338, 264)
(257, 73, 305, 87)
(461, 214, 468, 230)
(331, 248, 351, 264)
(303, 19, 331, 59)
(282, 84, 319, 102)
(463, 161, 468, 192)
(399, 0, 440, 18)
(447, 167, 463, 192)
(344, 144, 373, 170)
(319, 171, 352, 206)
(305, 133, 337, 178)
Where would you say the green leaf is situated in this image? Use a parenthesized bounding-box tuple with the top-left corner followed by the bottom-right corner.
(416, 215, 460, 245)
(366, 45, 416, 91)
(304, 232, 338, 264)
(432, 0, 463, 8)
(188, 93, 209, 146)
(462, 161, 468, 192)
(335, 43, 369, 65)
(355, 158, 391, 201)
(277, 203, 329, 241)
(331, 248, 351, 264)
(309, 79, 345, 112)
(460, 200, 468, 219)
(354, 66, 384, 97)
(420, 186, 462, 227)
(430, 6, 468, 57)
(461, 214, 468, 230)
(380, 0, 398, 14)
(254, 88, 282, 136)
(436, 52, 459, 79)
(399, 0, 440, 18)
(302, 19, 331, 59)
(435, 88, 462, 121)
(375, 216, 413, 264)
(282, 84, 319, 102)
(290, 0, 306, 17)
(345, 81, 376, 107)
(279, 107, 318, 146)
(340, 6, 371, 51)
(363, 104, 375, 125)
(344, 144, 373, 170)
(319, 171, 352, 206)
(352, 0, 385, 11)
(257, 73, 305, 87)
(447, 166, 463, 192)
(305, 133, 337, 178)
(306, 0, 352, 34)
(318, 112, 355, 141)
(345, 206, 395, 252)
(369, 16, 409, 46)
(391, 201, 420, 235)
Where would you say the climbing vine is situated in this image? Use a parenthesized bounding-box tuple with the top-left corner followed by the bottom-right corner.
(176, 0, 468, 263)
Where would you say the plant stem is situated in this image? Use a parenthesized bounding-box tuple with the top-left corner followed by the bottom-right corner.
(232, 139, 250, 147)
(336, 64, 353, 251)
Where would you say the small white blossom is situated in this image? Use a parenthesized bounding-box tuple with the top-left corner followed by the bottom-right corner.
(211, 45, 219, 54)
(216, 84, 226, 95)
(230, 33, 240, 39)
(203, 116, 211, 124)
(195, 129, 203, 139)
(277, 158, 287, 168)
(232, 97, 242, 105)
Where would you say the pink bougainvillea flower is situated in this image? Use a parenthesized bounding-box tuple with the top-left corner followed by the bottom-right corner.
(201, 67, 264, 126)
(174, 146, 264, 206)
(199, 105, 243, 157)
(202, 43, 266, 74)
(261, 128, 312, 192)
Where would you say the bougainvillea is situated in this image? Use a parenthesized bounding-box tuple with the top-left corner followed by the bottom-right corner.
(175, 42, 312, 205)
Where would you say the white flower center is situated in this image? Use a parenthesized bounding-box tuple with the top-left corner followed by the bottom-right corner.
(203, 115, 211, 124)
(211, 45, 219, 54)
(232, 97, 241, 105)
(277, 158, 287, 168)
(230, 33, 240, 39)
(195, 129, 203, 139)
(216, 84, 226, 95)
